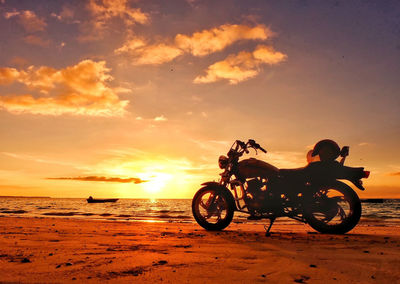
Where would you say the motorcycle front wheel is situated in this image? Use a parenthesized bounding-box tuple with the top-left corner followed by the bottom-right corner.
(192, 186, 234, 231)
(304, 181, 361, 234)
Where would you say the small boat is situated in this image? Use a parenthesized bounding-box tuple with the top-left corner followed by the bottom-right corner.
(87, 196, 118, 203)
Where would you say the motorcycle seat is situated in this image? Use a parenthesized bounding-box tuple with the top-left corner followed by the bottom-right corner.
(278, 168, 307, 180)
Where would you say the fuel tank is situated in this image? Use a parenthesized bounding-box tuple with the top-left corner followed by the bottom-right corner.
(237, 158, 279, 180)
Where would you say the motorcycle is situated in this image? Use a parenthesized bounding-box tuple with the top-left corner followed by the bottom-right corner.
(192, 139, 370, 234)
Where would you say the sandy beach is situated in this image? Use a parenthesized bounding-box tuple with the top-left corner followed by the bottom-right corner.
(0, 217, 399, 283)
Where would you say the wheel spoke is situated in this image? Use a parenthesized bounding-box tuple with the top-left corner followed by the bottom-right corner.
(192, 188, 234, 231)
(194, 191, 229, 225)
(216, 211, 222, 221)
(199, 200, 208, 210)
(338, 206, 346, 220)
(304, 183, 361, 234)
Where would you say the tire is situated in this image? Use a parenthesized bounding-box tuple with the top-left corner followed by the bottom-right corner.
(192, 186, 235, 231)
(304, 181, 361, 234)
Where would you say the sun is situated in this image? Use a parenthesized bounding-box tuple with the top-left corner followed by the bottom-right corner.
(139, 172, 172, 194)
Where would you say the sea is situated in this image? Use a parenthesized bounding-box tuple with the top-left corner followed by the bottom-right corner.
(0, 197, 399, 226)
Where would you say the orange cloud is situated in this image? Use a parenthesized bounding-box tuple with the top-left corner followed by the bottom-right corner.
(47, 176, 147, 183)
(4, 10, 47, 32)
(0, 68, 20, 84)
(194, 45, 287, 84)
(115, 38, 183, 65)
(79, 0, 149, 41)
(4, 11, 20, 19)
(88, 0, 149, 28)
(0, 60, 129, 116)
(154, 115, 167, 122)
(175, 24, 272, 56)
(388, 172, 400, 176)
(115, 24, 271, 65)
(51, 6, 75, 23)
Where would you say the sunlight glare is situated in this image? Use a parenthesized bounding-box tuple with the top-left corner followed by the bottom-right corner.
(139, 172, 173, 194)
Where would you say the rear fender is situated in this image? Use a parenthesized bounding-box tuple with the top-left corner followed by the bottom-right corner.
(308, 180, 358, 197)
(315, 178, 365, 191)
(349, 179, 365, 191)
(200, 182, 237, 211)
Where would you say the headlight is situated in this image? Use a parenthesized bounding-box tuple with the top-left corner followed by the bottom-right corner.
(218, 155, 228, 169)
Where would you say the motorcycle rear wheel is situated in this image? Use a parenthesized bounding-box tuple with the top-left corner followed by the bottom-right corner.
(304, 181, 361, 234)
(192, 186, 234, 231)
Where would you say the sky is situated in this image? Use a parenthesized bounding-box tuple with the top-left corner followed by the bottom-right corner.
(0, 0, 399, 198)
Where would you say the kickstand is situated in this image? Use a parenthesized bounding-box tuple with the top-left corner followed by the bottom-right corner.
(264, 217, 276, 237)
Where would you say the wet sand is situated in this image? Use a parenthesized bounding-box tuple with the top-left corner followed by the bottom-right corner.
(0, 217, 399, 283)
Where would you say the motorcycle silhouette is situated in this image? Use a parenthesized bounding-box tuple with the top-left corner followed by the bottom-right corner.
(192, 139, 370, 234)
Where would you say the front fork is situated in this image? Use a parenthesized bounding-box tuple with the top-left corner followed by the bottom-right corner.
(205, 193, 226, 219)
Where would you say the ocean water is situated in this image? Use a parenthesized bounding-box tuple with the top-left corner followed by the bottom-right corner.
(0, 197, 399, 226)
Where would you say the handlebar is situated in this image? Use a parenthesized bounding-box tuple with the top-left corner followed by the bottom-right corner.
(248, 139, 267, 153)
(233, 139, 267, 155)
(258, 146, 267, 153)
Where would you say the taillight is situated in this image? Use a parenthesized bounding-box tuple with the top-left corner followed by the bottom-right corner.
(363, 171, 370, 178)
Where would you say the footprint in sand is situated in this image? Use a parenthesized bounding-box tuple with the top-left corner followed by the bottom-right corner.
(294, 275, 310, 283)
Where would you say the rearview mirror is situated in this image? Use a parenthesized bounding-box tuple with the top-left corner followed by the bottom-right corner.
(340, 146, 349, 157)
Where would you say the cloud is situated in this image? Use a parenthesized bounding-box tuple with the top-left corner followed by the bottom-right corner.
(50, 6, 76, 23)
(115, 24, 271, 65)
(0, 67, 20, 84)
(2, 151, 79, 168)
(175, 24, 272, 56)
(115, 38, 183, 65)
(194, 45, 287, 84)
(0, 60, 130, 116)
(4, 10, 49, 46)
(9, 56, 29, 68)
(88, 0, 149, 28)
(78, 0, 149, 41)
(47, 176, 147, 183)
(4, 11, 19, 19)
(154, 115, 167, 121)
(388, 172, 400, 176)
(23, 35, 50, 47)
(4, 10, 47, 32)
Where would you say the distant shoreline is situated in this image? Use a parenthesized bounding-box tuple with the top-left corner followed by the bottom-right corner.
(0, 196, 194, 200)
(0, 196, 51, 199)
(0, 196, 399, 201)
